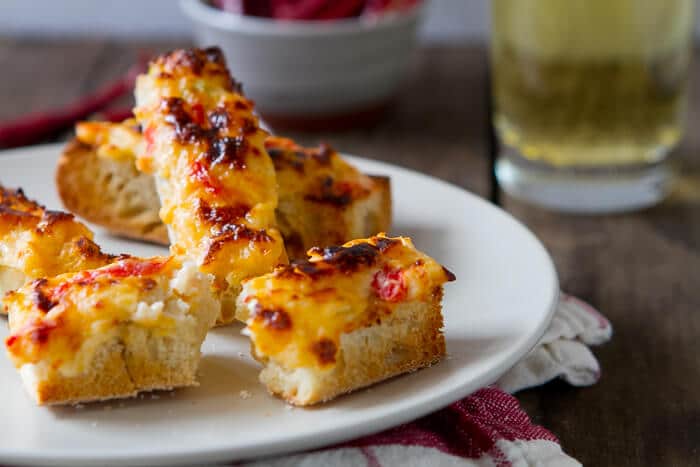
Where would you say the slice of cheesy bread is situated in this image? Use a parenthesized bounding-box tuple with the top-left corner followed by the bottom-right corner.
(57, 123, 392, 259)
(4, 256, 219, 405)
(0, 186, 118, 303)
(236, 234, 455, 406)
(265, 136, 391, 259)
(133, 47, 288, 324)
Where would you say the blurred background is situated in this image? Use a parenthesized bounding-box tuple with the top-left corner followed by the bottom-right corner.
(5, 1, 700, 40)
(2, 0, 485, 41)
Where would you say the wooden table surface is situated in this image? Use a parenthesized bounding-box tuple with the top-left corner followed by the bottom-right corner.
(1, 39, 698, 466)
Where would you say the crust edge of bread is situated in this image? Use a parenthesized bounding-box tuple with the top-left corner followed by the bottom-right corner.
(257, 287, 446, 406)
(16, 332, 203, 406)
(56, 139, 169, 245)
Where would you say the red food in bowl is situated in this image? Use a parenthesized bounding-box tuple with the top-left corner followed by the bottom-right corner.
(210, 0, 420, 20)
(184, 0, 424, 130)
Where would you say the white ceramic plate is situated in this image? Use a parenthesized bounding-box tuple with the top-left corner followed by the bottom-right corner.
(0, 144, 558, 467)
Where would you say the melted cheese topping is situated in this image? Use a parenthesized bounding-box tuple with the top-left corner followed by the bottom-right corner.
(238, 234, 455, 370)
(265, 136, 386, 253)
(133, 48, 287, 306)
(265, 136, 374, 206)
(4, 257, 218, 377)
(72, 121, 390, 260)
(0, 186, 116, 280)
(75, 119, 144, 163)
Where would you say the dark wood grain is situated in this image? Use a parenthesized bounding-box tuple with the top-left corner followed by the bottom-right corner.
(0, 38, 697, 466)
(0, 38, 106, 121)
(0, 38, 190, 142)
(283, 44, 491, 198)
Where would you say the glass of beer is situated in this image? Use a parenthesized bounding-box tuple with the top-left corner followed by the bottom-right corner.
(491, 0, 694, 212)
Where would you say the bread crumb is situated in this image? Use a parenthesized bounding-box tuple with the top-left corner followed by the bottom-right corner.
(73, 404, 85, 409)
(91, 421, 98, 427)
(103, 405, 112, 411)
(151, 394, 160, 400)
(239, 390, 252, 400)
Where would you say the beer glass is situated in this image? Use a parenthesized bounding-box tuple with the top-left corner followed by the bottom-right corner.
(491, 0, 694, 212)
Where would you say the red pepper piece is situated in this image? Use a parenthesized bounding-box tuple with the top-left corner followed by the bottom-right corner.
(144, 125, 156, 155)
(190, 103, 205, 125)
(372, 267, 407, 302)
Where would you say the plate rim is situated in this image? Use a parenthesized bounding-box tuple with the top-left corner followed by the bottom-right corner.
(0, 143, 559, 466)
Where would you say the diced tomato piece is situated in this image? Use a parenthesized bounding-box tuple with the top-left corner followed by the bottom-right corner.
(371, 267, 407, 302)
(43, 258, 169, 307)
(100, 258, 169, 278)
(5, 334, 18, 348)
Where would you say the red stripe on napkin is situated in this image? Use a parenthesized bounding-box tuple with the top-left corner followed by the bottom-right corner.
(0, 63, 144, 149)
(341, 387, 557, 459)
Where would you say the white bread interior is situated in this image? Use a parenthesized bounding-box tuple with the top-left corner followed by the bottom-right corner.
(256, 288, 446, 406)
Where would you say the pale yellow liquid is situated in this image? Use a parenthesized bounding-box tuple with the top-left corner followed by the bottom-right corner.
(491, 0, 694, 168)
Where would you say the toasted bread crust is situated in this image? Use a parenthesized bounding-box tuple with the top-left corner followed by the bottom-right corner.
(56, 139, 168, 244)
(25, 341, 139, 405)
(21, 336, 201, 405)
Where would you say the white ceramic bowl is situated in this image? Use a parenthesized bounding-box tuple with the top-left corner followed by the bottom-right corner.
(180, 0, 424, 126)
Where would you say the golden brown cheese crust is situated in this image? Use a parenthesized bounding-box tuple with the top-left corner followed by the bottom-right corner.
(238, 234, 455, 371)
(4, 256, 219, 404)
(0, 186, 117, 281)
(61, 124, 391, 260)
(75, 118, 143, 162)
(134, 48, 287, 323)
(265, 136, 392, 259)
(5, 257, 173, 364)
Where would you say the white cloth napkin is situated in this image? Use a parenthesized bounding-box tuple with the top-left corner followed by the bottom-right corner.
(497, 293, 613, 393)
